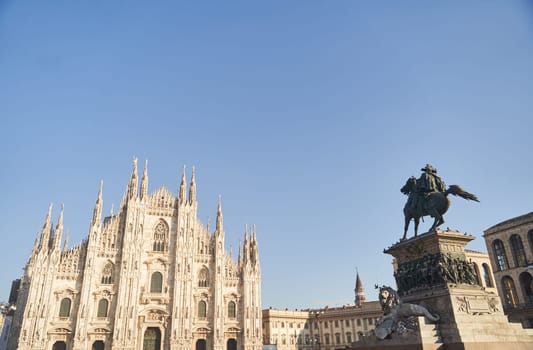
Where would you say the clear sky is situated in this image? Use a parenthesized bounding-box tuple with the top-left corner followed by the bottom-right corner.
(1, 1, 533, 309)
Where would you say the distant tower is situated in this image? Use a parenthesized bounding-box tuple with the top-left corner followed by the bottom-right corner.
(354, 270, 366, 306)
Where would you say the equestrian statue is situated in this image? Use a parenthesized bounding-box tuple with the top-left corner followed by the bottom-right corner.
(401, 164, 479, 240)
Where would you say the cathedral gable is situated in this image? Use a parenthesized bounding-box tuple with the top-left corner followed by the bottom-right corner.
(147, 186, 176, 214)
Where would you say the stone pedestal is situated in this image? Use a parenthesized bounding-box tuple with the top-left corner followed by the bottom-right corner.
(351, 229, 533, 350)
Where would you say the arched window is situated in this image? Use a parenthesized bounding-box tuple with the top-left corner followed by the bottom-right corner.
(510, 234, 528, 267)
(198, 300, 207, 318)
(519, 272, 533, 303)
(228, 301, 236, 318)
(346, 332, 352, 344)
(101, 263, 113, 284)
(198, 267, 209, 287)
(528, 230, 533, 256)
(482, 263, 494, 287)
(501, 276, 519, 307)
(153, 220, 169, 252)
(59, 297, 71, 317)
(52, 341, 67, 350)
(227, 339, 237, 350)
(150, 272, 163, 293)
(196, 339, 207, 350)
(473, 263, 482, 285)
(143, 327, 161, 350)
(92, 340, 105, 350)
(97, 299, 109, 317)
(493, 239, 508, 270)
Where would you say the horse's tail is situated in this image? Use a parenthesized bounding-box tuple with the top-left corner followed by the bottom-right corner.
(445, 185, 479, 202)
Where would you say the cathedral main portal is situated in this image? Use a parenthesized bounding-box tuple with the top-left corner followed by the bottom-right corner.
(143, 327, 162, 350)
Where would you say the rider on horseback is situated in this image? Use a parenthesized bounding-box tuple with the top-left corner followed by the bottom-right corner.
(411, 164, 446, 212)
(401, 164, 478, 239)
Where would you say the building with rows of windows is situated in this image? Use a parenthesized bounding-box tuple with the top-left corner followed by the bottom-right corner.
(261, 274, 382, 350)
(484, 212, 533, 328)
(8, 159, 262, 350)
(463, 249, 497, 293)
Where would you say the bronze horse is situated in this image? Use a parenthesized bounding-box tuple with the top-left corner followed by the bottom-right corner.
(401, 177, 479, 240)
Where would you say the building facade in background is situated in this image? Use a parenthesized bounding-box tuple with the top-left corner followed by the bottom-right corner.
(8, 159, 262, 350)
(484, 212, 533, 328)
(262, 274, 382, 350)
(0, 280, 20, 350)
(464, 249, 497, 293)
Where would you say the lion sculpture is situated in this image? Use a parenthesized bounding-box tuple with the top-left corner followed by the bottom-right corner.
(375, 286, 440, 340)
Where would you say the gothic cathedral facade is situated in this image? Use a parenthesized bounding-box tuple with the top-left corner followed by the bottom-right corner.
(8, 159, 262, 350)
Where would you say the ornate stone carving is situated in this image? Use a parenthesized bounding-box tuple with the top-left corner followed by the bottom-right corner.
(394, 253, 479, 294)
(374, 286, 439, 340)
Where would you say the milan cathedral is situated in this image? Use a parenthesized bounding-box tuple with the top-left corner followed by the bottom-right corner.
(8, 159, 262, 350)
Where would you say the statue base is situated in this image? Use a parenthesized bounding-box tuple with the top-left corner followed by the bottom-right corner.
(350, 229, 533, 350)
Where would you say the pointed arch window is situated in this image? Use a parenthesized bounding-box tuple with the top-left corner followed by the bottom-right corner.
(493, 239, 508, 271)
(59, 297, 71, 317)
(150, 272, 163, 293)
(510, 234, 527, 267)
(228, 301, 236, 318)
(502, 276, 518, 307)
(97, 298, 109, 317)
(101, 263, 113, 284)
(198, 267, 209, 287)
(153, 220, 169, 252)
(198, 300, 207, 318)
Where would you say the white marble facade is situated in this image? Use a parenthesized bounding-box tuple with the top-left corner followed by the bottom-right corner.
(8, 159, 262, 350)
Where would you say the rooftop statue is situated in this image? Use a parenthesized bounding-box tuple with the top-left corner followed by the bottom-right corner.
(401, 164, 479, 240)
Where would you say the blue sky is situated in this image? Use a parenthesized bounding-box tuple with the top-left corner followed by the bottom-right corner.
(1, 1, 533, 309)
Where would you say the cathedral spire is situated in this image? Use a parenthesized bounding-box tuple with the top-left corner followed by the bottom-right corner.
(179, 165, 187, 205)
(127, 157, 138, 201)
(140, 159, 149, 200)
(243, 227, 249, 265)
(30, 230, 40, 258)
(63, 229, 69, 252)
(216, 195, 223, 234)
(238, 237, 243, 267)
(91, 180, 103, 228)
(251, 225, 259, 266)
(53, 204, 64, 251)
(354, 270, 366, 306)
(40, 203, 53, 250)
(43, 202, 53, 232)
(189, 166, 197, 204)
